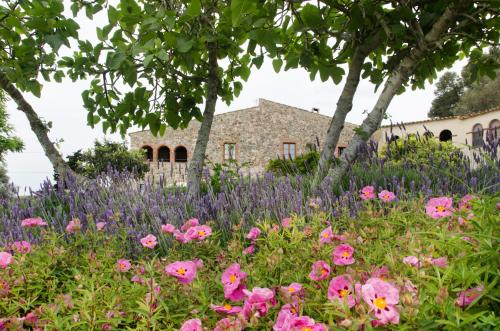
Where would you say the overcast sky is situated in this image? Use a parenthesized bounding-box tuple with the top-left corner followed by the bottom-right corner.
(4, 5, 464, 191)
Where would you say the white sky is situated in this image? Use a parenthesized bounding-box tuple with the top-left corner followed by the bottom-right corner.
(4, 4, 465, 191)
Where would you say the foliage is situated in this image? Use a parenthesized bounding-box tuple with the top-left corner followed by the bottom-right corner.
(62, 140, 149, 179)
(204, 159, 248, 195)
(266, 151, 322, 176)
(0, 91, 23, 157)
(0, 195, 498, 329)
(428, 72, 464, 118)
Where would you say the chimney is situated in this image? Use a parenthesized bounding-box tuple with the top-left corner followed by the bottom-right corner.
(312, 107, 319, 113)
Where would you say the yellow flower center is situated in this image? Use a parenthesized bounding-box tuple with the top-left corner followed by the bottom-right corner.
(198, 230, 205, 237)
(323, 232, 329, 238)
(291, 307, 297, 314)
(229, 274, 237, 283)
(320, 268, 328, 276)
(288, 287, 295, 293)
(436, 205, 445, 212)
(302, 328, 313, 331)
(223, 304, 232, 310)
(374, 297, 387, 309)
(342, 251, 350, 258)
(119, 263, 126, 270)
(384, 194, 390, 199)
(339, 289, 348, 297)
(0, 283, 3, 289)
(177, 268, 186, 275)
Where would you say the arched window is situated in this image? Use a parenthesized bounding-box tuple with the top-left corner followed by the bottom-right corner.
(158, 146, 170, 162)
(472, 124, 483, 147)
(174, 146, 188, 162)
(489, 119, 500, 139)
(439, 129, 452, 142)
(142, 145, 153, 161)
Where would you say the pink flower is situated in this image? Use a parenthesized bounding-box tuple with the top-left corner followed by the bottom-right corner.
(214, 317, 243, 331)
(246, 227, 261, 240)
(173, 230, 189, 243)
(280, 283, 304, 299)
(371, 265, 390, 279)
(378, 190, 396, 202)
(12, 241, 31, 254)
(458, 194, 474, 210)
(96, 222, 106, 231)
(222, 263, 247, 301)
(361, 278, 400, 325)
(319, 227, 333, 244)
(425, 197, 454, 219)
(65, 219, 81, 233)
(309, 260, 331, 281)
(403, 256, 421, 267)
(281, 218, 292, 228)
(242, 287, 275, 319)
(161, 223, 176, 234)
(0, 252, 13, 269)
(274, 302, 300, 330)
(0, 279, 10, 297)
(20, 217, 48, 228)
(131, 275, 145, 284)
(116, 259, 131, 272)
(243, 245, 255, 255)
(430, 257, 448, 268)
(179, 318, 202, 331)
(360, 186, 376, 200)
(455, 285, 483, 307)
(140, 234, 157, 249)
(210, 303, 243, 315)
(185, 225, 212, 241)
(181, 218, 199, 231)
(328, 275, 356, 308)
(332, 244, 355, 266)
(165, 261, 198, 284)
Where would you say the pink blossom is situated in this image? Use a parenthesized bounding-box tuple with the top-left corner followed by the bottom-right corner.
(173, 230, 189, 243)
(425, 197, 454, 219)
(222, 263, 247, 301)
(458, 194, 474, 210)
(360, 186, 376, 200)
(281, 218, 292, 228)
(12, 241, 31, 254)
(430, 257, 448, 268)
(319, 227, 333, 244)
(243, 245, 255, 255)
(140, 234, 157, 249)
(20, 217, 48, 228)
(378, 190, 396, 202)
(96, 222, 106, 231)
(403, 256, 421, 267)
(161, 223, 176, 234)
(0, 279, 10, 297)
(0, 252, 13, 269)
(65, 219, 81, 233)
(131, 275, 145, 284)
(280, 283, 304, 299)
(181, 218, 199, 231)
(210, 303, 243, 315)
(185, 225, 212, 241)
(165, 261, 198, 284)
(214, 317, 243, 331)
(371, 265, 390, 279)
(242, 287, 275, 319)
(179, 318, 202, 331)
(116, 259, 131, 272)
(328, 275, 356, 308)
(361, 278, 400, 325)
(455, 285, 483, 307)
(309, 260, 330, 281)
(332, 244, 355, 266)
(274, 302, 300, 330)
(246, 227, 261, 240)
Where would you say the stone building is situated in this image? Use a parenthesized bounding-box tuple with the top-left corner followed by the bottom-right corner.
(129, 99, 358, 183)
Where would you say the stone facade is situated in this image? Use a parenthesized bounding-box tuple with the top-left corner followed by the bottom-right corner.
(129, 99, 358, 183)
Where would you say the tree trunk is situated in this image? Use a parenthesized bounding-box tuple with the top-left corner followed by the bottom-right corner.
(0, 72, 71, 178)
(328, 3, 462, 186)
(187, 42, 218, 197)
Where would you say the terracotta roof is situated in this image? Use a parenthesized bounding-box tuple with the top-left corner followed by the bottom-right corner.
(381, 105, 500, 128)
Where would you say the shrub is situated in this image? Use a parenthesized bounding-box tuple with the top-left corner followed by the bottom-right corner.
(266, 151, 323, 176)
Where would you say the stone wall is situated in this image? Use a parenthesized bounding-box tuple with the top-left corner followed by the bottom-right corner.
(130, 99, 358, 183)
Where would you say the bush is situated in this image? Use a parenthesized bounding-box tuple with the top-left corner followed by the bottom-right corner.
(266, 151, 324, 176)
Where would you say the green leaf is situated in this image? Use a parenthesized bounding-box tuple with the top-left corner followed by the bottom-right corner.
(231, 0, 256, 27)
(300, 4, 322, 29)
(108, 6, 120, 24)
(184, 0, 202, 18)
(175, 37, 194, 53)
(45, 34, 65, 52)
(252, 55, 264, 69)
(272, 58, 283, 73)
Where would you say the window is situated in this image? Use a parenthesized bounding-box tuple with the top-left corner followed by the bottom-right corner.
(158, 146, 170, 162)
(439, 129, 452, 142)
(337, 146, 346, 156)
(472, 124, 483, 147)
(283, 143, 296, 160)
(174, 146, 188, 162)
(224, 143, 236, 161)
(142, 146, 153, 161)
(489, 119, 500, 139)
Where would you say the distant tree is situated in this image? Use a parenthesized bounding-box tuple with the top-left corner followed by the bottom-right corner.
(62, 140, 149, 179)
(428, 72, 464, 118)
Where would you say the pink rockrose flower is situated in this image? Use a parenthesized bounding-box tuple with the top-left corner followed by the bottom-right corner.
(280, 283, 304, 299)
(179, 318, 202, 331)
(458, 194, 474, 210)
(361, 278, 400, 325)
(328, 275, 356, 308)
(309, 260, 331, 281)
(402, 256, 421, 267)
(20, 217, 48, 228)
(181, 218, 199, 232)
(222, 263, 247, 301)
(161, 223, 176, 234)
(165, 261, 198, 284)
(274, 301, 300, 330)
(246, 227, 261, 240)
(243, 245, 256, 255)
(425, 197, 454, 219)
(140, 234, 157, 249)
(210, 303, 243, 315)
(242, 287, 275, 319)
(65, 219, 81, 233)
(378, 190, 396, 202)
(430, 257, 448, 268)
(0, 279, 10, 297)
(0, 252, 13, 269)
(371, 265, 390, 279)
(214, 317, 243, 331)
(319, 226, 333, 244)
(96, 222, 106, 231)
(289, 316, 328, 331)
(281, 218, 292, 228)
(332, 244, 355, 266)
(173, 230, 189, 244)
(360, 186, 376, 200)
(131, 275, 145, 284)
(12, 241, 31, 254)
(116, 259, 131, 272)
(455, 285, 484, 307)
(185, 225, 212, 241)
